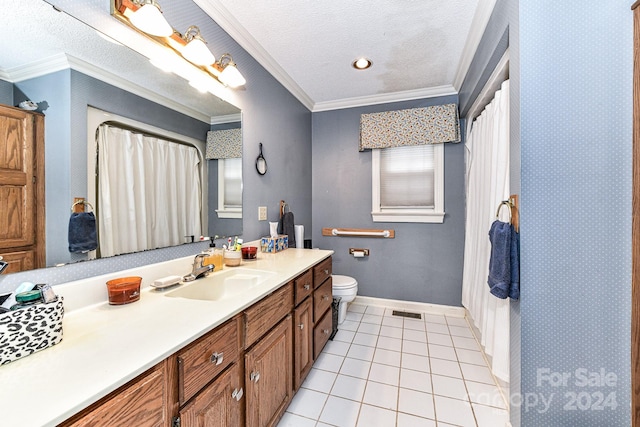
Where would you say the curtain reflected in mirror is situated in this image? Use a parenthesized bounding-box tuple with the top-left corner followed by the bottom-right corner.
(96, 123, 203, 258)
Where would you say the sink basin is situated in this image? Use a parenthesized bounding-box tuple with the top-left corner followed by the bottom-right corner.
(165, 268, 275, 301)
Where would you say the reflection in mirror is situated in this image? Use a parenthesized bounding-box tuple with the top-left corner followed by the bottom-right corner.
(0, 0, 242, 275)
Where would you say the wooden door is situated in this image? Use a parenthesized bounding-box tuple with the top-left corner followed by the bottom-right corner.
(179, 364, 242, 427)
(0, 104, 45, 272)
(245, 316, 292, 427)
(293, 298, 314, 391)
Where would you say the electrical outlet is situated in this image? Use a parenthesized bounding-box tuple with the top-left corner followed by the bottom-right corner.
(258, 206, 267, 221)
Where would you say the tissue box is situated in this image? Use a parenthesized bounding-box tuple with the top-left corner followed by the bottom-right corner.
(261, 235, 288, 253)
(0, 297, 64, 365)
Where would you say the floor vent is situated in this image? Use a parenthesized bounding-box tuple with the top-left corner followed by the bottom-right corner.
(392, 310, 422, 319)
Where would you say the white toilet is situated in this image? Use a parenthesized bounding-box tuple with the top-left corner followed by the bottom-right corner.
(332, 275, 358, 324)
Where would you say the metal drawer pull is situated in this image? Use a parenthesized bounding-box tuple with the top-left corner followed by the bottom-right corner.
(323, 295, 330, 301)
(304, 284, 310, 290)
(232, 388, 244, 401)
(250, 371, 261, 383)
(324, 269, 329, 274)
(210, 352, 224, 365)
(323, 329, 330, 335)
(298, 323, 304, 330)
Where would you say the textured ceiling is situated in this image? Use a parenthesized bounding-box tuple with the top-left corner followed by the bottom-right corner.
(194, 0, 486, 110)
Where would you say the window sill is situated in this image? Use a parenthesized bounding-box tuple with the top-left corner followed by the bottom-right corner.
(371, 211, 444, 223)
(216, 209, 242, 219)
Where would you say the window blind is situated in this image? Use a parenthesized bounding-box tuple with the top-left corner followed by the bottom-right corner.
(380, 145, 434, 208)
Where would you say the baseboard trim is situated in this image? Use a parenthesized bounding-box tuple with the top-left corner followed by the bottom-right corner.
(352, 296, 466, 318)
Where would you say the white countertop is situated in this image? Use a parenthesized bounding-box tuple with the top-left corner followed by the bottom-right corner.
(1, 246, 333, 427)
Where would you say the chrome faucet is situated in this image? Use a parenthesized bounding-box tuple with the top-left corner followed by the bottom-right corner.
(183, 253, 214, 282)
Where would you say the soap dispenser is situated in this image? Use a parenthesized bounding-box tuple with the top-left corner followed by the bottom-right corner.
(203, 239, 224, 271)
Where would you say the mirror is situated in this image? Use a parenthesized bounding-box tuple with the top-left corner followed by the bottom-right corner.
(0, 0, 243, 272)
(256, 143, 268, 175)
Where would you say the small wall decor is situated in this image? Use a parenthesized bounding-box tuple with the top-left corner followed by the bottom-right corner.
(256, 143, 267, 175)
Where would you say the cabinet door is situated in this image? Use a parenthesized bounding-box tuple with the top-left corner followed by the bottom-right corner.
(0, 105, 45, 270)
(293, 298, 313, 391)
(179, 363, 242, 427)
(245, 316, 293, 427)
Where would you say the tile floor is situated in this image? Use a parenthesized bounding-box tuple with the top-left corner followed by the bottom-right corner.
(277, 303, 509, 427)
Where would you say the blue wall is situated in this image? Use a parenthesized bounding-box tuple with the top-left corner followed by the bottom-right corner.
(311, 95, 466, 306)
(0, 79, 12, 104)
(13, 70, 73, 267)
(519, 1, 632, 425)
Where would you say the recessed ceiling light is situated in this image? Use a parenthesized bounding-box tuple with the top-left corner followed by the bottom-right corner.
(352, 57, 372, 70)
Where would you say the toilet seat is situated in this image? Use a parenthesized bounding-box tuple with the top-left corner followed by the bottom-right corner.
(332, 275, 357, 289)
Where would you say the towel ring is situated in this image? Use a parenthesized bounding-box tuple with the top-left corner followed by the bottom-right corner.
(495, 200, 512, 223)
(71, 200, 94, 213)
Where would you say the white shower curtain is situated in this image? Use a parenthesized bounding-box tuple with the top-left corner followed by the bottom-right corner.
(461, 79, 510, 382)
(97, 124, 202, 258)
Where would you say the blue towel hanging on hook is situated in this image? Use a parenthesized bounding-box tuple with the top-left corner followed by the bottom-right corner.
(68, 201, 98, 253)
(487, 200, 520, 300)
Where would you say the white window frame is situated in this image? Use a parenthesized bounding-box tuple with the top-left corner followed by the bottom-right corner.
(371, 144, 445, 223)
(216, 158, 242, 219)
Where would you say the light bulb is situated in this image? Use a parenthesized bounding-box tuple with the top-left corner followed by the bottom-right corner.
(129, 2, 173, 37)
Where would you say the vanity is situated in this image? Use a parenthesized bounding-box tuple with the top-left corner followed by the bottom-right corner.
(1, 246, 333, 427)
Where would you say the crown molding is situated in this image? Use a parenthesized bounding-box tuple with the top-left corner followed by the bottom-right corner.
(0, 53, 70, 83)
(210, 113, 242, 125)
(193, 0, 315, 110)
(311, 85, 458, 112)
(1, 53, 219, 124)
(452, 0, 499, 91)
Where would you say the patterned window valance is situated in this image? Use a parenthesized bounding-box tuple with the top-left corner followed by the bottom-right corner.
(206, 128, 242, 159)
(359, 103, 460, 151)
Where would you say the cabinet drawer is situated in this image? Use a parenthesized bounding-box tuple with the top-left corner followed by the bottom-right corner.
(294, 269, 313, 306)
(313, 277, 332, 323)
(313, 310, 332, 360)
(178, 317, 239, 405)
(244, 283, 293, 348)
(313, 257, 332, 288)
(60, 363, 167, 427)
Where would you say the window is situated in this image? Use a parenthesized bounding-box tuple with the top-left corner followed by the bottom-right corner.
(216, 158, 242, 218)
(371, 144, 444, 223)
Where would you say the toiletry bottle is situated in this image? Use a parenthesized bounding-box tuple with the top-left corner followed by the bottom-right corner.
(10, 290, 43, 310)
(204, 240, 224, 271)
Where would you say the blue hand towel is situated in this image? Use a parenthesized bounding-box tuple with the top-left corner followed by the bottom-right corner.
(509, 229, 520, 300)
(487, 220, 512, 299)
(68, 212, 98, 253)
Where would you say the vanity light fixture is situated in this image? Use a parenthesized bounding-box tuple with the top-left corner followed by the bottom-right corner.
(181, 26, 215, 66)
(127, 0, 172, 37)
(352, 57, 373, 70)
(214, 54, 246, 88)
(112, 0, 246, 89)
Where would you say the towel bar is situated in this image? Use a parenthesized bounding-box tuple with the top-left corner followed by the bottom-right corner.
(321, 227, 395, 238)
